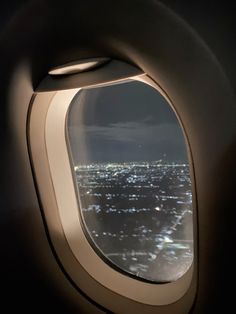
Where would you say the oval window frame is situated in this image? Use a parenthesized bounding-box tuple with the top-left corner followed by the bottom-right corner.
(29, 63, 197, 306)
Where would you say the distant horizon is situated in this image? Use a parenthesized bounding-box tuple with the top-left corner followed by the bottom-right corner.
(74, 158, 189, 167)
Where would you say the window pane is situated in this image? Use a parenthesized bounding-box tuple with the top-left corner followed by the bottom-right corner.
(67, 80, 193, 283)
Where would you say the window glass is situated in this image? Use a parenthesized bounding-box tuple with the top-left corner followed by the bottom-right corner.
(67, 80, 193, 283)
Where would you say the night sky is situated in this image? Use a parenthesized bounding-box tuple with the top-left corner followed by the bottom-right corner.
(67, 80, 188, 164)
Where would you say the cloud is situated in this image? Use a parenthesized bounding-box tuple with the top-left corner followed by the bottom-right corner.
(73, 121, 184, 145)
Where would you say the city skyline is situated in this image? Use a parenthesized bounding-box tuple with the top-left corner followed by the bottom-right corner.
(75, 159, 193, 282)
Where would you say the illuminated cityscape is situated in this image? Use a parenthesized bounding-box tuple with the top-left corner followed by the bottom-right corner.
(75, 160, 193, 283)
(68, 81, 194, 282)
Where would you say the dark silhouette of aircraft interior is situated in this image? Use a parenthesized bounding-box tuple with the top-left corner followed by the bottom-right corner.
(1, 1, 235, 313)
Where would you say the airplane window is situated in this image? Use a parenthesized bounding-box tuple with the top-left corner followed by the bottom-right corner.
(66, 80, 193, 283)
